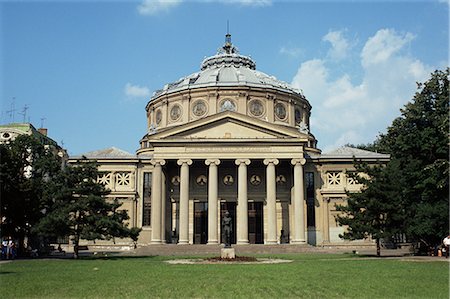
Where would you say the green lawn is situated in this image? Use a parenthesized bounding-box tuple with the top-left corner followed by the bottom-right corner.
(0, 254, 447, 298)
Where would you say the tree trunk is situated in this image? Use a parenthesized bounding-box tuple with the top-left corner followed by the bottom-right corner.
(73, 235, 79, 259)
(376, 238, 381, 257)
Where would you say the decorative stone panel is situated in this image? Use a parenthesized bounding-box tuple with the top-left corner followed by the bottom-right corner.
(326, 171, 342, 187)
(97, 172, 113, 189)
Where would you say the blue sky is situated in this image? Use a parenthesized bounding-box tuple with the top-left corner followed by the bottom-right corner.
(1, 0, 448, 155)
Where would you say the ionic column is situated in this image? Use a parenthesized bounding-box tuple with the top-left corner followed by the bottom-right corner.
(150, 159, 166, 244)
(177, 159, 192, 245)
(323, 197, 330, 243)
(205, 159, 221, 245)
(264, 158, 279, 244)
(291, 158, 306, 244)
(161, 171, 166, 244)
(235, 159, 251, 245)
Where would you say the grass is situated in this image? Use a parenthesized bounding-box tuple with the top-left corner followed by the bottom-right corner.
(0, 254, 447, 298)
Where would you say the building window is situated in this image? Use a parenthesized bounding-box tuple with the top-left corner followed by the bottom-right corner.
(306, 172, 315, 227)
(170, 104, 182, 121)
(192, 100, 207, 117)
(274, 102, 287, 120)
(219, 99, 236, 112)
(142, 173, 152, 226)
(155, 109, 162, 125)
(248, 99, 264, 117)
(295, 108, 302, 125)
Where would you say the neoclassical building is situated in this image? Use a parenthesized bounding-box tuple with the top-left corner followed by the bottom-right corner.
(70, 34, 389, 246)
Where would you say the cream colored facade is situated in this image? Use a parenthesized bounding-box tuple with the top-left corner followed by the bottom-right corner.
(69, 35, 389, 247)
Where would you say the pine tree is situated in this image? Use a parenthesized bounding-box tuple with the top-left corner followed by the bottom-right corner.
(336, 162, 404, 256)
(34, 161, 140, 258)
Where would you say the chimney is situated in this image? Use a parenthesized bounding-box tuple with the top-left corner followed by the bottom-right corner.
(38, 128, 48, 136)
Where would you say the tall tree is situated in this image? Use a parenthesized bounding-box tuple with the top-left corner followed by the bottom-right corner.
(0, 134, 62, 253)
(337, 69, 449, 253)
(34, 161, 139, 258)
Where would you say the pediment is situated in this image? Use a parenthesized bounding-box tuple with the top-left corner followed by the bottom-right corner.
(147, 111, 306, 141)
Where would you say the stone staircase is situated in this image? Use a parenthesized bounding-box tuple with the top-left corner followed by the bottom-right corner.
(130, 244, 330, 256)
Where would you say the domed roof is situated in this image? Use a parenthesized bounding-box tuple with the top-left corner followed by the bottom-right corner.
(152, 34, 302, 99)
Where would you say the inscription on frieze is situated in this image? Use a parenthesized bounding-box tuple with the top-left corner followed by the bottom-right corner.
(186, 147, 271, 153)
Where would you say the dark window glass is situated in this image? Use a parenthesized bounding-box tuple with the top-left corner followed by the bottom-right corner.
(143, 173, 152, 226)
(306, 172, 315, 227)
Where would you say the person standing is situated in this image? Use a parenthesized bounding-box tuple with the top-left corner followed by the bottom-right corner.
(1, 239, 7, 259)
(443, 235, 450, 258)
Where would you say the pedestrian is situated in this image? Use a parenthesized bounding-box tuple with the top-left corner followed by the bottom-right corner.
(443, 235, 450, 258)
(1, 239, 7, 259)
(6, 239, 13, 259)
(10, 241, 16, 259)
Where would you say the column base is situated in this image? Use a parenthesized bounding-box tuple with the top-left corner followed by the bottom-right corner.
(207, 241, 219, 245)
(177, 240, 189, 245)
(290, 240, 307, 245)
(236, 241, 249, 245)
(150, 240, 162, 245)
(264, 240, 278, 245)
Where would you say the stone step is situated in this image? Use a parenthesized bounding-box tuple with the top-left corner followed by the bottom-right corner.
(132, 244, 320, 256)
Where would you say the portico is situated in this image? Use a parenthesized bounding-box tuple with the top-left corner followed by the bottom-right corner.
(149, 153, 308, 245)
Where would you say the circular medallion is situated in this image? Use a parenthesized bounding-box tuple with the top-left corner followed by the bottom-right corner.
(155, 109, 162, 125)
(196, 175, 207, 186)
(220, 99, 236, 112)
(276, 175, 287, 185)
(274, 103, 287, 120)
(250, 175, 262, 186)
(192, 100, 207, 117)
(223, 175, 234, 186)
(249, 99, 264, 117)
(170, 104, 182, 121)
(295, 108, 302, 125)
(171, 176, 180, 186)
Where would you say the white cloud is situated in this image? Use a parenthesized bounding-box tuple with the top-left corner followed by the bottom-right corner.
(201, 0, 272, 6)
(279, 46, 303, 58)
(137, 0, 182, 16)
(361, 29, 415, 67)
(124, 83, 150, 98)
(322, 30, 351, 61)
(224, 0, 272, 6)
(291, 28, 432, 151)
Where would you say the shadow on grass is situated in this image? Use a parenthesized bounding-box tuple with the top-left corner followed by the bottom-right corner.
(351, 254, 413, 258)
(80, 255, 159, 261)
(0, 271, 15, 275)
(23, 252, 160, 261)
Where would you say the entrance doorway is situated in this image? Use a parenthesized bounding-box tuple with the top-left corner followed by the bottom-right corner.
(194, 202, 208, 244)
(248, 202, 264, 244)
(220, 202, 237, 244)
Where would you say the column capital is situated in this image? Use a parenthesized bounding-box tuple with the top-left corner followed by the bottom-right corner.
(323, 197, 331, 203)
(235, 158, 251, 166)
(150, 159, 166, 166)
(205, 159, 221, 166)
(291, 158, 306, 166)
(177, 159, 193, 166)
(263, 158, 279, 166)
